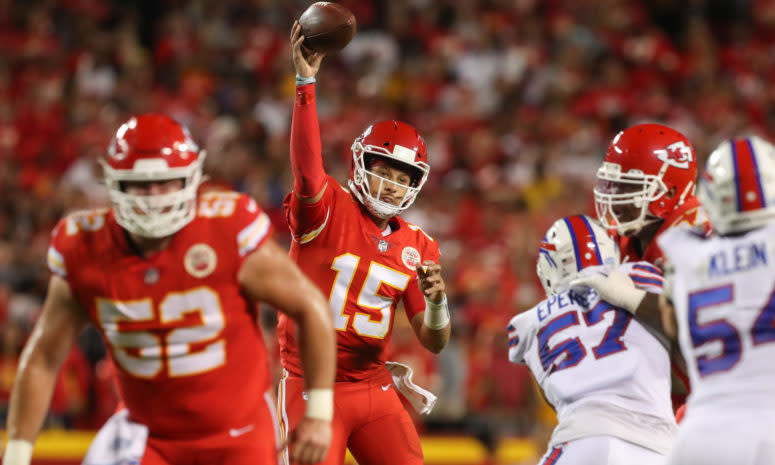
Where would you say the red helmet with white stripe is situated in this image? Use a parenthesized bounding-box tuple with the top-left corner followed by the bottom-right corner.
(536, 215, 620, 296)
(101, 114, 206, 238)
(348, 120, 430, 219)
(594, 123, 697, 235)
(699, 136, 775, 234)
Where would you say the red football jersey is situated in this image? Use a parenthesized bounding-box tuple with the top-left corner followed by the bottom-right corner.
(618, 196, 710, 267)
(47, 191, 274, 438)
(279, 176, 440, 382)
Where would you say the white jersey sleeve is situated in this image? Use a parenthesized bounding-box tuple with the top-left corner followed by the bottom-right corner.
(507, 311, 534, 366)
(619, 261, 664, 294)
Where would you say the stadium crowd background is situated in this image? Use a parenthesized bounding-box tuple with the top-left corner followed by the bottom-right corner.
(0, 0, 772, 459)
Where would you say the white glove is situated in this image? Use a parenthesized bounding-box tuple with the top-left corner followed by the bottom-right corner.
(570, 269, 646, 314)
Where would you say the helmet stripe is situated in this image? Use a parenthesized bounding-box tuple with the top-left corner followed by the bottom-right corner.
(731, 138, 766, 212)
(539, 236, 558, 268)
(563, 215, 603, 271)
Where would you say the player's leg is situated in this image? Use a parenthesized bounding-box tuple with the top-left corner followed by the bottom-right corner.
(208, 390, 283, 464)
(143, 396, 280, 465)
(278, 371, 348, 465)
(605, 436, 666, 465)
(346, 384, 423, 465)
(666, 412, 771, 465)
(536, 444, 565, 465)
(537, 436, 665, 465)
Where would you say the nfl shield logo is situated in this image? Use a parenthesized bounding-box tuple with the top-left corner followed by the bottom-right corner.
(144, 268, 159, 284)
(378, 240, 388, 252)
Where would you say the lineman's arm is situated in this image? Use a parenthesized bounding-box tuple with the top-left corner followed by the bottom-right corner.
(5, 275, 90, 463)
(238, 239, 335, 464)
(238, 239, 335, 391)
(632, 293, 677, 344)
(410, 260, 450, 354)
(658, 294, 679, 342)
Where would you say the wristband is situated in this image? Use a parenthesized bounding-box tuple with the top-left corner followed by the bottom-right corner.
(295, 75, 316, 86)
(3, 439, 33, 465)
(305, 388, 333, 421)
(423, 295, 449, 330)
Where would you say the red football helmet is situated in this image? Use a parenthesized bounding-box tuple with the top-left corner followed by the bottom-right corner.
(594, 123, 697, 235)
(101, 114, 205, 238)
(349, 120, 430, 218)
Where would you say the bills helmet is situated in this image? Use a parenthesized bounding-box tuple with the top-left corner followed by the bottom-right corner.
(594, 123, 697, 235)
(699, 136, 775, 235)
(537, 215, 620, 296)
(348, 121, 430, 219)
(101, 114, 205, 238)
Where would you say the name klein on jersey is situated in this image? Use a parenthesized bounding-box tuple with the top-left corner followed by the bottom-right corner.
(707, 240, 768, 278)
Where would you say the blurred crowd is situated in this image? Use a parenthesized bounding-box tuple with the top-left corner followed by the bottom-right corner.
(0, 0, 773, 451)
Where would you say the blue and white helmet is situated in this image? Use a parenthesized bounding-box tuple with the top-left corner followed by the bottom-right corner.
(536, 215, 620, 296)
(699, 136, 775, 235)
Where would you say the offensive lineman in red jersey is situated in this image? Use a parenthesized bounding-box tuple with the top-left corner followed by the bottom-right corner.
(593, 123, 709, 267)
(2, 114, 336, 465)
(577, 123, 709, 416)
(276, 23, 451, 465)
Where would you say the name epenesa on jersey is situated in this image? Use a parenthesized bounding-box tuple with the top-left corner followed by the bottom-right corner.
(536, 288, 599, 322)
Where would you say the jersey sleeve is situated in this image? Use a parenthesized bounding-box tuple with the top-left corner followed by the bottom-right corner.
(282, 176, 337, 244)
(47, 210, 110, 282)
(402, 230, 442, 320)
(47, 217, 73, 279)
(507, 311, 534, 364)
(220, 193, 274, 258)
(620, 261, 664, 294)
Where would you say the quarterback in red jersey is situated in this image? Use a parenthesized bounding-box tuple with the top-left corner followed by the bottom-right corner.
(3, 114, 336, 465)
(276, 23, 451, 465)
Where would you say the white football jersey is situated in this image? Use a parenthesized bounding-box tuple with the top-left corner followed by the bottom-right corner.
(659, 222, 775, 414)
(508, 262, 676, 453)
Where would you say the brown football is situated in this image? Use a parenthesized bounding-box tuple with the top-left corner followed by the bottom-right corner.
(298, 2, 357, 54)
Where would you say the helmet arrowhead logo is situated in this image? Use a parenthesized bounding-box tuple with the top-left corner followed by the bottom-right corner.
(654, 141, 693, 169)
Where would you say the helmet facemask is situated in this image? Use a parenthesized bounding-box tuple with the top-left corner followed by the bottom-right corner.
(102, 153, 205, 238)
(349, 142, 429, 219)
(594, 161, 682, 236)
(596, 124, 698, 237)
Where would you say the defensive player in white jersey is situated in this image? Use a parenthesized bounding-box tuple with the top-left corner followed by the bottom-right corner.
(507, 215, 676, 465)
(658, 136, 775, 465)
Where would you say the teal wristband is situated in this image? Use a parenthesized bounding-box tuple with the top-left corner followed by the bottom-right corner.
(296, 75, 316, 86)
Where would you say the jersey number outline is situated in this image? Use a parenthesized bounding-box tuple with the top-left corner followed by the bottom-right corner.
(537, 301, 632, 373)
(688, 283, 775, 377)
(329, 253, 411, 339)
(96, 287, 226, 378)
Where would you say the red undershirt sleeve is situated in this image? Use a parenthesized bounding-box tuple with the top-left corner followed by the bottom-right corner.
(291, 83, 327, 198)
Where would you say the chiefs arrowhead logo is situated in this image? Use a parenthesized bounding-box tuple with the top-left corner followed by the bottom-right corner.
(654, 141, 693, 169)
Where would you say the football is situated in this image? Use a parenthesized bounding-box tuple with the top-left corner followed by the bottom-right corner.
(298, 2, 357, 54)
